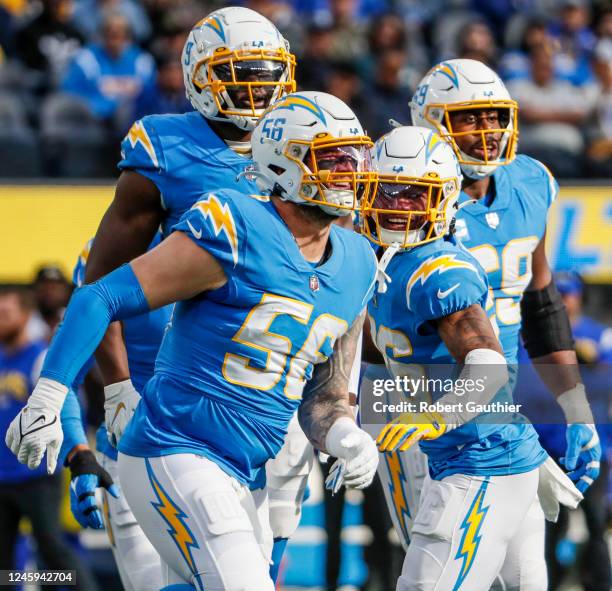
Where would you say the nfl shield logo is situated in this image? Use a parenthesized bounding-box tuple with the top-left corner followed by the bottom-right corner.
(309, 275, 320, 292)
(454, 218, 469, 239)
(485, 212, 500, 229)
(244, 163, 257, 181)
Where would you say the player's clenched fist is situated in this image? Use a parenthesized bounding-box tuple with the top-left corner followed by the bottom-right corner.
(324, 417, 378, 491)
(377, 411, 447, 452)
(5, 378, 67, 474)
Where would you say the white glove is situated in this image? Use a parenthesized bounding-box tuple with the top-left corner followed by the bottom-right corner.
(104, 379, 140, 447)
(324, 417, 378, 491)
(5, 378, 67, 474)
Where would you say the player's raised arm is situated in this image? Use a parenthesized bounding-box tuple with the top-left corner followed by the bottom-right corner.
(521, 232, 602, 493)
(299, 310, 378, 490)
(5, 232, 226, 473)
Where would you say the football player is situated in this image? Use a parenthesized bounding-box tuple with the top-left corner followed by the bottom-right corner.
(6, 92, 380, 591)
(392, 58, 600, 588)
(412, 60, 601, 493)
(67, 235, 171, 591)
(362, 126, 579, 590)
(59, 7, 310, 585)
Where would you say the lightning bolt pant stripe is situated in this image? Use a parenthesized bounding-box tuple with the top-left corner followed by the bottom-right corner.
(453, 476, 490, 590)
(395, 468, 542, 591)
(97, 453, 163, 591)
(118, 453, 276, 591)
(145, 458, 201, 581)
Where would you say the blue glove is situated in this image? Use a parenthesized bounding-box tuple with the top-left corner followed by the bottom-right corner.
(68, 449, 119, 529)
(561, 424, 601, 494)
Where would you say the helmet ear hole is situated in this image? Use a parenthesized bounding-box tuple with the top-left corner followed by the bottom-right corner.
(268, 164, 286, 175)
(499, 108, 511, 128)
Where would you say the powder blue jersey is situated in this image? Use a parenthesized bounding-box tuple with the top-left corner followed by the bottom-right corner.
(120, 189, 378, 486)
(73, 234, 173, 460)
(119, 111, 258, 238)
(368, 237, 547, 479)
(81, 111, 257, 458)
(454, 155, 558, 364)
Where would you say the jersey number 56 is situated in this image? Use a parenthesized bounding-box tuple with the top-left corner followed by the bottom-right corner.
(222, 293, 347, 399)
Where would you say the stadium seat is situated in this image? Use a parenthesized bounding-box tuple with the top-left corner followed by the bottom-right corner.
(40, 93, 116, 177)
(0, 92, 43, 177)
(0, 91, 29, 129)
(0, 130, 44, 177)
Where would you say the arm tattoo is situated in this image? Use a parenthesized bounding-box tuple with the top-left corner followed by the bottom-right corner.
(437, 304, 502, 363)
(298, 310, 365, 452)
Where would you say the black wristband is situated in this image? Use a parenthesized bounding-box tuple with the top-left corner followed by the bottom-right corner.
(67, 449, 99, 476)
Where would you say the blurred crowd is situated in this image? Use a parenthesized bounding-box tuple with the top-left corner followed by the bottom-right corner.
(1, 0, 612, 178)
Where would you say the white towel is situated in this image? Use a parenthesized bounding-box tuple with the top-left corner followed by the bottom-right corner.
(537, 456, 583, 522)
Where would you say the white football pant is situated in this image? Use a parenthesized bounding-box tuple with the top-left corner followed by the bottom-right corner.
(99, 453, 163, 591)
(118, 452, 275, 591)
(490, 492, 547, 591)
(265, 412, 314, 539)
(396, 468, 546, 591)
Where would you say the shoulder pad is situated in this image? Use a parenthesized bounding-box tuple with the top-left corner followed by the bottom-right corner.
(406, 251, 487, 321)
(514, 154, 559, 208)
(173, 190, 246, 271)
(119, 118, 164, 173)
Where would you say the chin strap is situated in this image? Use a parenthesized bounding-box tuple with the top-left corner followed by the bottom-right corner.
(236, 169, 277, 196)
(456, 198, 477, 211)
(376, 243, 401, 294)
(388, 118, 405, 129)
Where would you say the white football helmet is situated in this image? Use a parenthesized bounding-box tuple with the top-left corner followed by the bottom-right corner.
(251, 91, 375, 217)
(410, 59, 518, 179)
(362, 126, 462, 248)
(182, 7, 296, 131)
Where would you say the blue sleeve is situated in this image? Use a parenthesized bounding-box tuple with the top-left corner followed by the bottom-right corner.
(118, 117, 164, 177)
(173, 192, 247, 273)
(537, 161, 559, 209)
(58, 389, 87, 466)
(41, 264, 149, 386)
(355, 238, 378, 310)
(524, 156, 559, 209)
(407, 260, 488, 322)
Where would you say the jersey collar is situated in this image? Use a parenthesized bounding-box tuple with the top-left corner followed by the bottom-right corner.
(265, 200, 345, 279)
(458, 166, 512, 216)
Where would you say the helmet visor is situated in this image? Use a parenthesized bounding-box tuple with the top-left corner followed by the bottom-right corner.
(362, 176, 447, 247)
(288, 137, 375, 213)
(213, 60, 286, 110)
(193, 48, 296, 117)
(425, 100, 519, 167)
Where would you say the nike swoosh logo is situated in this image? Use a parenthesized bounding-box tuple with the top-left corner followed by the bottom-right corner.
(186, 219, 202, 240)
(19, 414, 57, 438)
(437, 283, 460, 299)
(111, 402, 126, 426)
